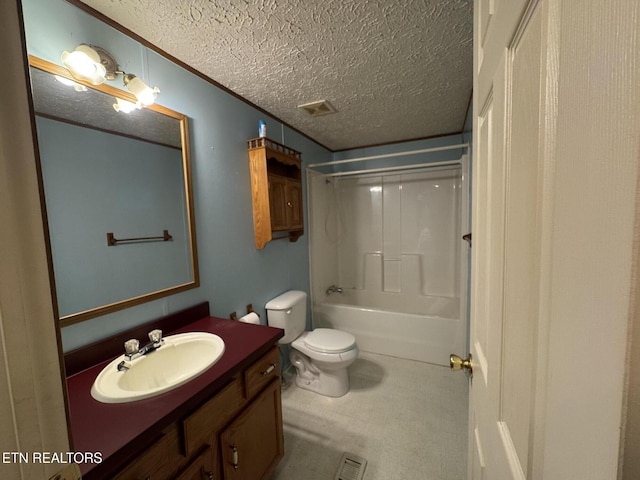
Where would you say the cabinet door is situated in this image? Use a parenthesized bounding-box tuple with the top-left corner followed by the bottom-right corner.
(183, 378, 244, 457)
(285, 180, 303, 230)
(267, 175, 289, 231)
(220, 380, 284, 480)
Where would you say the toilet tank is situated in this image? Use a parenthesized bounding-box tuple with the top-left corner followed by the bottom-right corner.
(265, 290, 307, 344)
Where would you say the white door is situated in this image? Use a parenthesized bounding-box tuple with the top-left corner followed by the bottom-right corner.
(461, 0, 640, 478)
(467, 0, 550, 477)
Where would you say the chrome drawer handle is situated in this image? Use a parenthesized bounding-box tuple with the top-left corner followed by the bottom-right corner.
(261, 363, 277, 376)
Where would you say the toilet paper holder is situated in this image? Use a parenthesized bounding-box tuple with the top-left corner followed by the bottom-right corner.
(229, 304, 260, 321)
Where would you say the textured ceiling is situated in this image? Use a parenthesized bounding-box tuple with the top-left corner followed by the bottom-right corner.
(78, 0, 473, 151)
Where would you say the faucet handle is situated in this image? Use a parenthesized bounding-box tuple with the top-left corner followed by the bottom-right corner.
(124, 339, 139, 355)
(148, 329, 163, 343)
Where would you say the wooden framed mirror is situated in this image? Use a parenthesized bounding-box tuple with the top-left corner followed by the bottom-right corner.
(28, 56, 199, 327)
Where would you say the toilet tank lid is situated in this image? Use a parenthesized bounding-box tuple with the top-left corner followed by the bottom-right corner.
(265, 290, 307, 310)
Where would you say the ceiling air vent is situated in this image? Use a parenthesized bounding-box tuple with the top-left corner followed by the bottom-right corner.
(298, 100, 336, 117)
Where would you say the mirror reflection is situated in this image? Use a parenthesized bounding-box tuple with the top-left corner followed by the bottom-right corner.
(29, 56, 199, 326)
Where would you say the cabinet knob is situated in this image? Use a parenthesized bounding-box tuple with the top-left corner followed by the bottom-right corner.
(287, 201, 293, 207)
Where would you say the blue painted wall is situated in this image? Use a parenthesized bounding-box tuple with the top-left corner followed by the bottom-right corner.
(22, 0, 469, 352)
(22, 0, 328, 351)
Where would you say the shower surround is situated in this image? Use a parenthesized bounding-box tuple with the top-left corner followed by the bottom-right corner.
(308, 160, 469, 366)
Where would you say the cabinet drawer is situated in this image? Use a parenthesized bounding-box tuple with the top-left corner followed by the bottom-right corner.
(183, 378, 244, 457)
(244, 347, 279, 399)
(115, 425, 182, 480)
(175, 447, 215, 480)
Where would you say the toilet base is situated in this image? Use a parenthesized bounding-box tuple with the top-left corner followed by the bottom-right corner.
(290, 350, 351, 397)
(293, 365, 350, 398)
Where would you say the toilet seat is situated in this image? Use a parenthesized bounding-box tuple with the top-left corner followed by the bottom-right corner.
(304, 328, 356, 354)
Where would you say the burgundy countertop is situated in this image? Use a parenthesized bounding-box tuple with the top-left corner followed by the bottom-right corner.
(66, 316, 283, 478)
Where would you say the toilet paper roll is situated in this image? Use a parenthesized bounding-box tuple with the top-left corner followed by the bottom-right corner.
(238, 312, 260, 325)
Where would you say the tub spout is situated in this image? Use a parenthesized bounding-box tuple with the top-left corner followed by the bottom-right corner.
(326, 285, 343, 295)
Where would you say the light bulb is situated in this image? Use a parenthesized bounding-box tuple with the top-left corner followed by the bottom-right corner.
(113, 97, 139, 113)
(54, 75, 88, 92)
(136, 85, 160, 107)
(123, 74, 160, 107)
(61, 45, 107, 85)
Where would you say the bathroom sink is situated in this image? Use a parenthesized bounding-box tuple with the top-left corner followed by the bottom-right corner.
(91, 332, 225, 403)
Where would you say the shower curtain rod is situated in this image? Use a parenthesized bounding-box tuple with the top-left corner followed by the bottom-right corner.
(310, 159, 462, 178)
(306, 142, 469, 169)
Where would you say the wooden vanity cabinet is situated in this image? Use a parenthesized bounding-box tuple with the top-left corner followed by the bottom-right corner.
(113, 409, 219, 480)
(248, 137, 303, 249)
(175, 449, 215, 480)
(221, 380, 283, 480)
(115, 347, 282, 480)
(219, 347, 284, 479)
(114, 424, 188, 480)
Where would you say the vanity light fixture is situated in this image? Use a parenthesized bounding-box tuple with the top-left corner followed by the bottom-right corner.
(123, 74, 160, 108)
(113, 97, 139, 113)
(61, 44, 160, 107)
(54, 75, 88, 92)
(61, 44, 114, 85)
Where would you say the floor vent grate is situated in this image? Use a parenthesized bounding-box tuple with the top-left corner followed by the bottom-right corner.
(335, 452, 367, 480)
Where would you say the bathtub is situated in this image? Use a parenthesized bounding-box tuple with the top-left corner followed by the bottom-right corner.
(312, 289, 465, 366)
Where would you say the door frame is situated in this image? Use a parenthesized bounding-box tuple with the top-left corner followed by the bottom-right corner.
(0, 1, 71, 479)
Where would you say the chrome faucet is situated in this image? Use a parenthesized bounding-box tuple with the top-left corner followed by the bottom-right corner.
(326, 285, 344, 295)
(122, 329, 164, 363)
(117, 360, 131, 371)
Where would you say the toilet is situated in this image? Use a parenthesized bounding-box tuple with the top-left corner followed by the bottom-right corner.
(266, 290, 358, 397)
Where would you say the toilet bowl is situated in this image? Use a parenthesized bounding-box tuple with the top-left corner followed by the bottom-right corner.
(265, 291, 358, 397)
(290, 329, 359, 397)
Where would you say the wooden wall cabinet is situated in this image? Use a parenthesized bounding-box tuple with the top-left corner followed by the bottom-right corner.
(248, 138, 303, 249)
(115, 347, 283, 480)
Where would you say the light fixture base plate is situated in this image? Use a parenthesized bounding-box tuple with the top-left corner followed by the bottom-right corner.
(90, 45, 120, 80)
